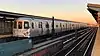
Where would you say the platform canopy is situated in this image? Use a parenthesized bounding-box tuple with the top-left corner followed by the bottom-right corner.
(87, 3, 100, 25)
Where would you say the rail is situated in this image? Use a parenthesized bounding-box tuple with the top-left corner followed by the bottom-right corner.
(53, 28, 93, 56)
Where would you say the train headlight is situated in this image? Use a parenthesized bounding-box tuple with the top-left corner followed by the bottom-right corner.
(23, 32, 28, 36)
(23, 31, 30, 37)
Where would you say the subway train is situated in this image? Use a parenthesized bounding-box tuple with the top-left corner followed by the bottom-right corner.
(13, 17, 88, 38)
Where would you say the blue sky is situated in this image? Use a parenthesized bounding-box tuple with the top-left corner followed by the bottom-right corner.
(0, 0, 98, 24)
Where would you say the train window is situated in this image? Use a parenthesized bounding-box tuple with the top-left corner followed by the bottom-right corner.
(46, 22, 49, 28)
(18, 22, 22, 29)
(32, 22, 34, 28)
(14, 21, 17, 28)
(24, 21, 29, 29)
(56, 25, 58, 27)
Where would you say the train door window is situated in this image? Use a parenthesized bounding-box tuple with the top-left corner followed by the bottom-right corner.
(38, 22, 40, 28)
(39, 22, 42, 28)
(32, 22, 34, 29)
(60, 23, 62, 27)
(14, 21, 17, 28)
(46, 22, 49, 28)
(40, 22, 42, 28)
(66, 24, 67, 28)
(63, 25, 64, 27)
(24, 21, 29, 29)
(72, 24, 74, 26)
(18, 22, 22, 29)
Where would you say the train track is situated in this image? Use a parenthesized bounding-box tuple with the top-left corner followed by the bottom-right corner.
(33, 28, 90, 44)
(83, 28, 97, 56)
(65, 28, 96, 56)
(53, 27, 97, 56)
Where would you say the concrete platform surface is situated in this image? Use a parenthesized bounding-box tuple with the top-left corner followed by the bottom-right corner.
(0, 34, 12, 38)
(92, 28, 100, 56)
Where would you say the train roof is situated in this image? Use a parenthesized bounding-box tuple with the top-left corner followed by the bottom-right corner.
(31, 16, 70, 22)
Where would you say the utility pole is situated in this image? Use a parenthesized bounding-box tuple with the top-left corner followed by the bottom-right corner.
(52, 16, 55, 36)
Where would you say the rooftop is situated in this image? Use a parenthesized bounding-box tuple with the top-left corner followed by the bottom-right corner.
(87, 3, 100, 8)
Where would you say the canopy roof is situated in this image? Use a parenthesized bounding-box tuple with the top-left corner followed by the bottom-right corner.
(87, 3, 100, 22)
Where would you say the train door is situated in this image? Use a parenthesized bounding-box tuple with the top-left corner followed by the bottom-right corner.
(62, 23, 64, 31)
(32, 21, 39, 37)
(56, 22, 60, 33)
(30, 21, 34, 37)
(38, 22, 43, 35)
(60, 23, 62, 32)
(45, 22, 49, 35)
(66, 23, 67, 30)
(48, 21, 52, 34)
(40, 22, 43, 35)
(13, 21, 23, 37)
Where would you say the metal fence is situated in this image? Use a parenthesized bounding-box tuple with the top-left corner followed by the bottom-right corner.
(0, 19, 13, 34)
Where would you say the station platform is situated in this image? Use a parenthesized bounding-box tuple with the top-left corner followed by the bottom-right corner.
(0, 34, 12, 38)
(92, 27, 100, 56)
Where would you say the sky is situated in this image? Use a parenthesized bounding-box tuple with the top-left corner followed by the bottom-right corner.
(0, 0, 99, 24)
